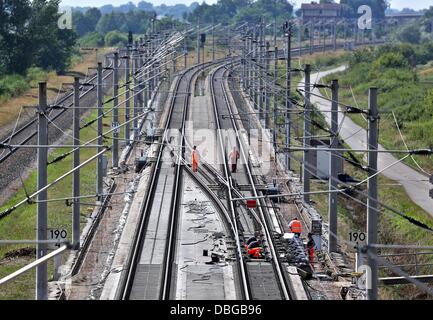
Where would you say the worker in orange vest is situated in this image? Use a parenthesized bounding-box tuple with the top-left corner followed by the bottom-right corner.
(248, 247, 263, 259)
(192, 146, 199, 173)
(288, 217, 302, 237)
(229, 147, 240, 173)
(307, 233, 315, 266)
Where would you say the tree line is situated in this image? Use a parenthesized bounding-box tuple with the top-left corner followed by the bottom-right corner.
(0, 0, 76, 75)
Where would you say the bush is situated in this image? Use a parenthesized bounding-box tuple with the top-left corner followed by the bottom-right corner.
(104, 31, 128, 47)
(0, 75, 29, 99)
(79, 32, 105, 48)
(26, 67, 48, 87)
(397, 24, 422, 45)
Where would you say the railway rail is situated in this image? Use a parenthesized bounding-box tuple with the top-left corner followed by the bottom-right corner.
(119, 60, 222, 300)
(209, 63, 292, 300)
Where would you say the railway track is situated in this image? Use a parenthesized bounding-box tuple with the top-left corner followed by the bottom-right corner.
(117, 59, 301, 300)
(0, 58, 115, 164)
(209, 63, 292, 300)
(119, 60, 222, 300)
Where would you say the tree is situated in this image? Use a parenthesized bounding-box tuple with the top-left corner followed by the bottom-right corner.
(73, 8, 102, 37)
(397, 24, 421, 45)
(29, 0, 77, 73)
(0, 0, 33, 74)
(104, 31, 128, 46)
(422, 6, 433, 33)
(340, 0, 388, 19)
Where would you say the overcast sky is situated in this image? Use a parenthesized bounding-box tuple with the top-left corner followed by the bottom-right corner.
(60, 0, 433, 11)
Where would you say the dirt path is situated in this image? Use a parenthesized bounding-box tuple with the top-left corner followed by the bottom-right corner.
(300, 66, 433, 217)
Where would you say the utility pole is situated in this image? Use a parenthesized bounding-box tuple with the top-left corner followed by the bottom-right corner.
(333, 20, 337, 51)
(212, 19, 216, 62)
(259, 19, 265, 122)
(133, 42, 139, 139)
(112, 52, 119, 169)
(252, 27, 258, 109)
(147, 37, 152, 107)
(303, 65, 311, 204)
(96, 63, 104, 200)
(265, 41, 271, 129)
(273, 46, 279, 154)
(248, 33, 253, 101)
(202, 33, 205, 64)
(328, 79, 339, 253)
(72, 77, 80, 250)
(143, 36, 149, 111)
(125, 37, 131, 145)
(284, 21, 292, 171)
(298, 21, 302, 57)
(228, 25, 231, 57)
(184, 29, 188, 69)
(197, 18, 200, 65)
(139, 38, 145, 111)
(322, 21, 326, 53)
(310, 20, 314, 55)
(367, 87, 379, 300)
(36, 82, 48, 300)
(242, 34, 246, 90)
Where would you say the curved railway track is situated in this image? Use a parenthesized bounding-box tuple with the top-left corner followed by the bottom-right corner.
(209, 63, 292, 300)
(119, 61, 223, 300)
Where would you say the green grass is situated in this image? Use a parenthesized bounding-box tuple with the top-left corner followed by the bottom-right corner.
(305, 44, 433, 299)
(322, 44, 433, 172)
(0, 67, 48, 100)
(0, 88, 121, 299)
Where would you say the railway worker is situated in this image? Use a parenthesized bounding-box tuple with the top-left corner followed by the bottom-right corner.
(248, 246, 263, 259)
(246, 236, 257, 246)
(229, 147, 240, 173)
(192, 146, 199, 172)
(307, 233, 316, 266)
(288, 217, 302, 237)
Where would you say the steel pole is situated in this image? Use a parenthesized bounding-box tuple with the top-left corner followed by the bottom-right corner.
(184, 29, 188, 69)
(197, 18, 200, 64)
(212, 20, 216, 62)
(367, 87, 379, 300)
(125, 45, 131, 145)
(36, 82, 48, 300)
(265, 42, 270, 129)
(285, 23, 292, 171)
(112, 52, 119, 169)
(143, 36, 149, 111)
(328, 79, 339, 253)
(96, 63, 104, 200)
(72, 77, 81, 250)
(310, 20, 314, 55)
(259, 20, 265, 122)
(303, 65, 311, 204)
(273, 46, 278, 154)
(133, 42, 139, 139)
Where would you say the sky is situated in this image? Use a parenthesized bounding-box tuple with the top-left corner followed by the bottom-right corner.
(60, 0, 433, 11)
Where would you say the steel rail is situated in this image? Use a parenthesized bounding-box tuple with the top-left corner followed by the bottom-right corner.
(119, 60, 218, 300)
(209, 65, 252, 300)
(0, 59, 115, 165)
(216, 63, 291, 300)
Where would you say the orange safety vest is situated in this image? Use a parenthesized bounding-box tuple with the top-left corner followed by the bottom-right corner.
(289, 220, 302, 234)
(248, 247, 262, 259)
(192, 150, 199, 164)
